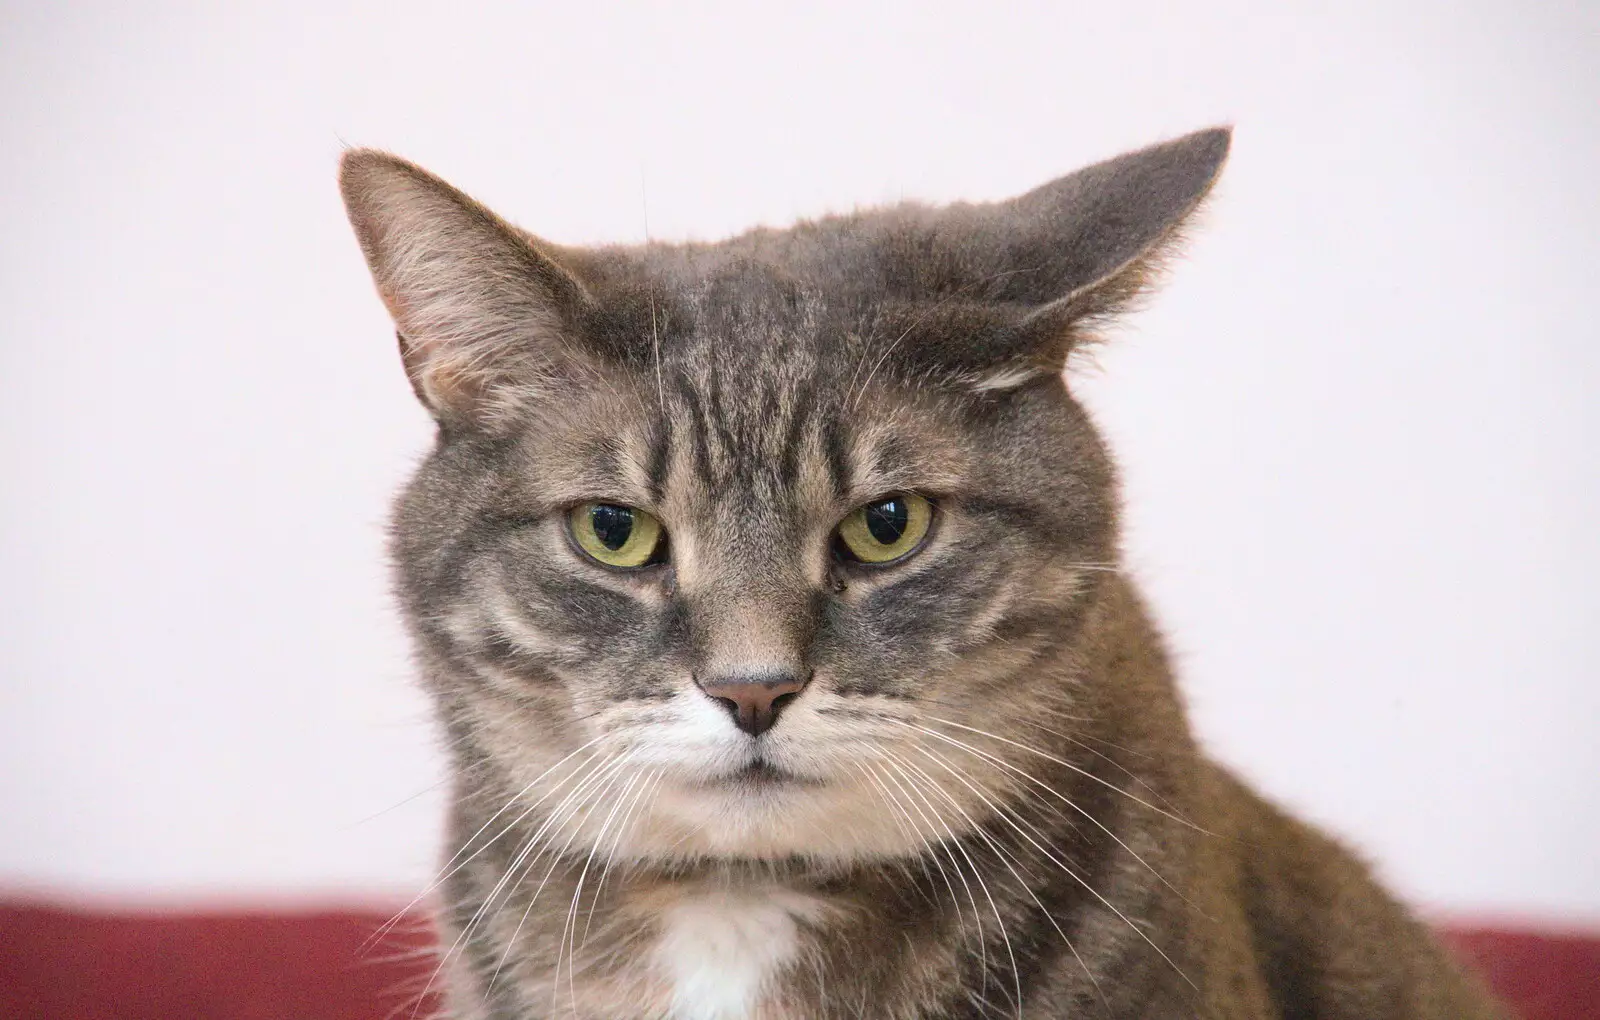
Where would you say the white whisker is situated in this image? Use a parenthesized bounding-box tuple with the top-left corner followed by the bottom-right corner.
(903, 720, 1205, 915)
(365, 734, 607, 955)
(868, 753, 992, 993)
(904, 743, 1140, 1005)
(917, 717, 1213, 834)
(480, 753, 639, 997)
(422, 751, 629, 1013)
(879, 750, 1020, 1018)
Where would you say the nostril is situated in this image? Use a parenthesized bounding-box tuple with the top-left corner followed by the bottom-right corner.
(770, 691, 800, 716)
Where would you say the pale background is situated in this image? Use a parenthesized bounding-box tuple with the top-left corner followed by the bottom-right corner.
(2, 1, 1595, 925)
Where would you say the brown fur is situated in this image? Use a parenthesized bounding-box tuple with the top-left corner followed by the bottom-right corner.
(339, 128, 1503, 1019)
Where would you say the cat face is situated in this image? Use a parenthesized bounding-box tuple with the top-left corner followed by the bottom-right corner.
(343, 129, 1228, 863)
(391, 280, 1117, 860)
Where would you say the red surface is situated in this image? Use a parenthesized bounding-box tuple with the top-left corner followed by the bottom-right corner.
(0, 904, 442, 1020)
(0, 902, 1594, 1019)
(1440, 926, 1600, 1020)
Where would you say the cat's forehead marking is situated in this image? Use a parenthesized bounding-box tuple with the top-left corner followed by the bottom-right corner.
(668, 358, 828, 495)
(648, 363, 836, 593)
(649, 273, 845, 502)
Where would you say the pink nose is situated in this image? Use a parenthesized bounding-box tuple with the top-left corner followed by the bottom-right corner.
(697, 673, 809, 736)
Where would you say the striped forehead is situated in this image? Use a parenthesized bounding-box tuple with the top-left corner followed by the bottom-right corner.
(614, 267, 973, 550)
(655, 346, 847, 510)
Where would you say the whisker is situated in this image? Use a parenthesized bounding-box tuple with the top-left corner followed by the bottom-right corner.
(480, 754, 638, 997)
(585, 767, 664, 943)
(994, 700, 1158, 763)
(889, 747, 1111, 1011)
(346, 776, 451, 830)
(364, 734, 608, 954)
(420, 752, 628, 1016)
(359, 944, 445, 967)
(878, 750, 1020, 1018)
(855, 760, 971, 939)
(916, 694, 1093, 726)
(868, 754, 991, 991)
(902, 744, 1125, 1009)
(563, 765, 645, 966)
(556, 763, 639, 1015)
(1018, 719, 1194, 822)
(916, 717, 1213, 835)
(902, 721, 1207, 920)
(852, 760, 939, 903)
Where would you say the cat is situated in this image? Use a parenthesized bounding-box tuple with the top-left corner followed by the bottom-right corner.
(339, 127, 1502, 1020)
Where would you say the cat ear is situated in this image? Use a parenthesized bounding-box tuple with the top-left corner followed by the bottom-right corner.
(999, 127, 1229, 296)
(883, 127, 1231, 388)
(338, 150, 591, 429)
(1014, 125, 1227, 311)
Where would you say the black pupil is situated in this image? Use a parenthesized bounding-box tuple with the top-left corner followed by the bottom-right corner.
(590, 504, 634, 551)
(864, 497, 909, 545)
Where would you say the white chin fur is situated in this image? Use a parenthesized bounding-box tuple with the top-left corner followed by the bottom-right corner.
(539, 689, 999, 863)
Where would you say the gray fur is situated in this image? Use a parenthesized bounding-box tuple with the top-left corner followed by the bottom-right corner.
(340, 129, 1501, 1019)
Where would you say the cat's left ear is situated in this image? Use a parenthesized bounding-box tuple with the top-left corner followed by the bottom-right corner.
(1004, 126, 1231, 344)
(889, 127, 1231, 386)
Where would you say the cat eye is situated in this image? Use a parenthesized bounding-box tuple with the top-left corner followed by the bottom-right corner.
(568, 502, 665, 569)
(835, 492, 934, 566)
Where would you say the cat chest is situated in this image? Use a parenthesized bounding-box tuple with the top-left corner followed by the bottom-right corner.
(648, 888, 826, 1020)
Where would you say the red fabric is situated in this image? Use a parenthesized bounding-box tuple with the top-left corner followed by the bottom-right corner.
(0, 902, 1593, 1019)
(1440, 926, 1600, 1020)
(0, 904, 441, 1020)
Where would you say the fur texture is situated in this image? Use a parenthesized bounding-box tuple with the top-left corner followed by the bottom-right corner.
(339, 128, 1502, 1019)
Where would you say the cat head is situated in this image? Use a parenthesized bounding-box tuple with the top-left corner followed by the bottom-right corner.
(340, 129, 1228, 863)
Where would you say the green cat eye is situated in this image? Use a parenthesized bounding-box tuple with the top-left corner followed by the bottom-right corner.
(836, 493, 934, 565)
(569, 502, 664, 569)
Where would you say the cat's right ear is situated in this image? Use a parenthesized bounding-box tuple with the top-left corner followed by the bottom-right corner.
(338, 150, 591, 430)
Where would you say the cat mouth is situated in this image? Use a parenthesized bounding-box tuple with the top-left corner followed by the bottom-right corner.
(715, 759, 819, 789)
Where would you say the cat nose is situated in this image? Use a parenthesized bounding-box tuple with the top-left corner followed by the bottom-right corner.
(696, 671, 809, 737)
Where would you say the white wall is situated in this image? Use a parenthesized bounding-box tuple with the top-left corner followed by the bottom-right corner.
(2, 1, 1595, 922)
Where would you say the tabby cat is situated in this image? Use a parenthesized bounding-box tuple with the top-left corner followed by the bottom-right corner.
(339, 128, 1501, 1019)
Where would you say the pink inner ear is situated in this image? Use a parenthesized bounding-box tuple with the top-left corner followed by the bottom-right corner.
(382, 289, 441, 410)
(381, 288, 489, 417)
(395, 332, 490, 418)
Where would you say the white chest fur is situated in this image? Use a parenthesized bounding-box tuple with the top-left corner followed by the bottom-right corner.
(651, 888, 823, 1020)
